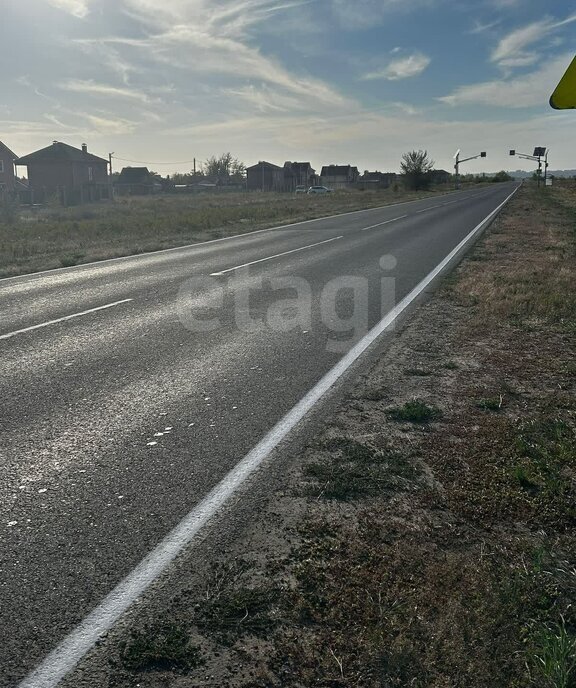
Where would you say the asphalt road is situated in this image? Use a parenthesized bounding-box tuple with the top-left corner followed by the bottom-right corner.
(0, 183, 518, 686)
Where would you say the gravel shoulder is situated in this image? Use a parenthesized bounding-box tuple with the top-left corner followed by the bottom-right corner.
(61, 182, 576, 688)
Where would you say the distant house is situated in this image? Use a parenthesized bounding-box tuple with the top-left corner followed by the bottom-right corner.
(320, 164, 360, 189)
(358, 171, 397, 190)
(429, 169, 451, 185)
(115, 167, 160, 196)
(246, 161, 285, 192)
(0, 141, 17, 195)
(283, 161, 317, 190)
(16, 141, 110, 205)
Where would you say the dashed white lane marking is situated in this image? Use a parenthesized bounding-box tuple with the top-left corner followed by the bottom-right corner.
(0, 186, 513, 287)
(18, 186, 519, 688)
(0, 299, 133, 341)
(210, 236, 343, 275)
(361, 214, 409, 231)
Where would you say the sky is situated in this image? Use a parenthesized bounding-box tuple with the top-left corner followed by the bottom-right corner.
(1, 0, 575, 176)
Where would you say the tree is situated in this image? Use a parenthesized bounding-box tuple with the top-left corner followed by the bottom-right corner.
(203, 152, 246, 181)
(491, 171, 512, 183)
(400, 150, 435, 190)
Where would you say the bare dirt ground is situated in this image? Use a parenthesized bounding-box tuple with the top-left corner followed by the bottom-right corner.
(68, 182, 576, 687)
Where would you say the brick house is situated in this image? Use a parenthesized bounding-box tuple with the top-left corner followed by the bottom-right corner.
(0, 141, 17, 195)
(246, 161, 285, 192)
(320, 164, 360, 189)
(16, 141, 110, 205)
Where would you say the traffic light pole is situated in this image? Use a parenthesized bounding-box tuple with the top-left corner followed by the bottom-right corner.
(510, 148, 547, 188)
(453, 151, 486, 189)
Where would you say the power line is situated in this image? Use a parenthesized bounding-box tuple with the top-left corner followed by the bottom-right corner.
(112, 155, 198, 166)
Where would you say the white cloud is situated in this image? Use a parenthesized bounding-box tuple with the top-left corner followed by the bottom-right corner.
(79, 2, 353, 112)
(469, 20, 500, 35)
(362, 52, 431, 81)
(390, 102, 421, 116)
(84, 114, 137, 134)
(491, 12, 576, 68)
(46, 0, 90, 18)
(224, 84, 305, 112)
(438, 53, 573, 108)
(59, 79, 151, 103)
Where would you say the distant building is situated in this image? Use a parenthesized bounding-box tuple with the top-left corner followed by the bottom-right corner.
(0, 141, 17, 195)
(246, 161, 285, 192)
(115, 167, 159, 196)
(358, 171, 397, 190)
(283, 161, 317, 190)
(320, 164, 360, 189)
(429, 169, 451, 185)
(16, 141, 110, 205)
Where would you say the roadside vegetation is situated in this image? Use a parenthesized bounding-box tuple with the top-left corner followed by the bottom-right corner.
(2, 185, 472, 278)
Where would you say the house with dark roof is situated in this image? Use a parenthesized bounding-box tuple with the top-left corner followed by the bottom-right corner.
(320, 164, 360, 189)
(0, 141, 17, 195)
(429, 169, 451, 185)
(282, 161, 317, 190)
(246, 161, 285, 192)
(115, 167, 160, 196)
(16, 141, 110, 205)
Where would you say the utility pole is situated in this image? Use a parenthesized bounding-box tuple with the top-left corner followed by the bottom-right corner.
(108, 153, 114, 200)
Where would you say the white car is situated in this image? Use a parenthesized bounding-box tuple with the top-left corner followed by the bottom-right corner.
(307, 185, 333, 194)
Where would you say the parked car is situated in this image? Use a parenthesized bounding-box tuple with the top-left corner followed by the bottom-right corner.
(294, 185, 307, 193)
(307, 185, 333, 194)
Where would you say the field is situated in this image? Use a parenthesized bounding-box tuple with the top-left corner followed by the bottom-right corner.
(93, 181, 576, 687)
(1, 186, 460, 278)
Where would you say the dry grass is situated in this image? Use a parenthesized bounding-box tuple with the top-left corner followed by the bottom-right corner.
(451, 185, 576, 327)
(0, 186, 453, 277)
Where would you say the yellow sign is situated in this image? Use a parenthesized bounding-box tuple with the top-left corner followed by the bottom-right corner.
(550, 55, 576, 109)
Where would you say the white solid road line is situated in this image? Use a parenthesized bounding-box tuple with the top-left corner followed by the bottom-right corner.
(361, 214, 409, 231)
(18, 186, 519, 688)
(210, 235, 343, 275)
(0, 299, 133, 341)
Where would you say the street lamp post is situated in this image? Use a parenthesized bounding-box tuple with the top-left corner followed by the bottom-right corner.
(453, 150, 487, 189)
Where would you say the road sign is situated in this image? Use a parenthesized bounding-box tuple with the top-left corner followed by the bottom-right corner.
(550, 55, 576, 109)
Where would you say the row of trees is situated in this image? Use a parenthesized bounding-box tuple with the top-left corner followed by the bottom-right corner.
(167, 153, 246, 185)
